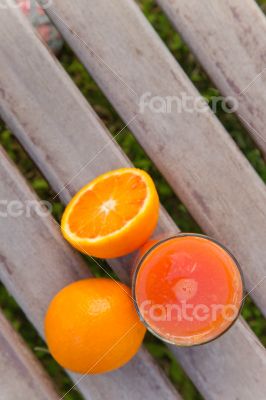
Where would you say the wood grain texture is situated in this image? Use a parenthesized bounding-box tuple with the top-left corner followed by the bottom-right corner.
(39, 0, 266, 316)
(172, 318, 266, 400)
(157, 0, 266, 156)
(0, 4, 266, 400)
(0, 310, 59, 400)
(0, 147, 180, 400)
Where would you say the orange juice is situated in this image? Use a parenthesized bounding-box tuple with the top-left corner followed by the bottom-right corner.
(132, 234, 243, 346)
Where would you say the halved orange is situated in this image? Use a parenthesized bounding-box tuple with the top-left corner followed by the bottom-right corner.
(61, 168, 159, 258)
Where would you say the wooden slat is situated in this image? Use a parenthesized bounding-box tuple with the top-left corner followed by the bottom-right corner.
(0, 310, 59, 400)
(172, 319, 266, 400)
(39, 0, 266, 316)
(0, 6, 266, 400)
(0, 148, 180, 400)
(157, 0, 266, 156)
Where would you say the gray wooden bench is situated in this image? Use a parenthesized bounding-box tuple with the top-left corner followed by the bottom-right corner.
(0, 1, 265, 399)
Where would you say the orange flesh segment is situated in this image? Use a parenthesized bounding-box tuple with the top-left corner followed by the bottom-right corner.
(68, 173, 147, 238)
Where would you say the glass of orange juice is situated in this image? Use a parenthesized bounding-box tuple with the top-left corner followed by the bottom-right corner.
(132, 234, 244, 346)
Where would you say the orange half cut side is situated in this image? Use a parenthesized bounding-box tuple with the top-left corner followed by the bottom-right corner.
(61, 168, 160, 258)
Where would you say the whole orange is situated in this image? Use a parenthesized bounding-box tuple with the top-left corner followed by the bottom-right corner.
(45, 278, 146, 374)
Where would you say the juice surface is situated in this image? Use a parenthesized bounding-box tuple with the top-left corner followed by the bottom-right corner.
(134, 235, 243, 345)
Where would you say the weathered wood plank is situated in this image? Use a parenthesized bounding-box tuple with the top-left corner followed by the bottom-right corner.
(39, 0, 266, 316)
(172, 319, 266, 400)
(0, 147, 181, 400)
(0, 309, 59, 400)
(157, 0, 266, 156)
(0, 6, 266, 400)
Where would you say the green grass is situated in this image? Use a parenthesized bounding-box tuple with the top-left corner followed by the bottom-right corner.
(0, 1, 266, 399)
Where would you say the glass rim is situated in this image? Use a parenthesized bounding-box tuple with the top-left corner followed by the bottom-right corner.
(132, 233, 245, 347)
